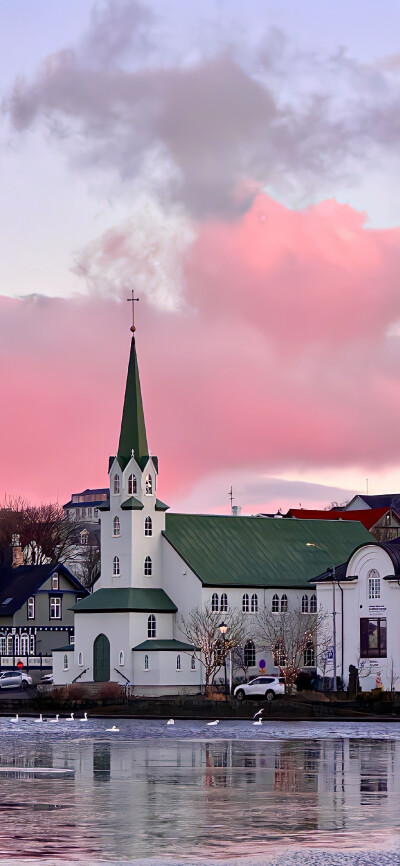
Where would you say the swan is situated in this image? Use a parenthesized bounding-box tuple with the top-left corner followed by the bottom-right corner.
(10, 714, 18, 723)
(65, 713, 75, 721)
(167, 719, 174, 725)
(81, 712, 88, 721)
(207, 720, 219, 726)
(106, 725, 119, 733)
(253, 718, 262, 725)
(35, 714, 43, 723)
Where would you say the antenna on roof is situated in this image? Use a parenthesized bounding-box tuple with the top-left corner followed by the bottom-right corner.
(228, 486, 234, 513)
(366, 478, 369, 494)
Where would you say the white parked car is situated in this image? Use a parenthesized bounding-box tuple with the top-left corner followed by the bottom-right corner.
(0, 670, 32, 689)
(234, 676, 285, 702)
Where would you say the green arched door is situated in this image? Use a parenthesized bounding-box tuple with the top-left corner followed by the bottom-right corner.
(93, 633, 110, 682)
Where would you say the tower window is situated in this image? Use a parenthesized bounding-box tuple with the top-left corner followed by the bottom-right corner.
(113, 556, 120, 577)
(242, 593, 249, 613)
(145, 516, 153, 537)
(128, 474, 137, 495)
(211, 593, 219, 612)
(147, 615, 156, 638)
(220, 593, 228, 612)
(144, 556, 152, 576)
(145, 474, 153, 495)
(251, 593, 258, 613)
(113, 516, 120, 537)
(113, 475, 120, 494)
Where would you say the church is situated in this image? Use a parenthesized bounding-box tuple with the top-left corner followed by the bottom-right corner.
(52, 323, 370, 694)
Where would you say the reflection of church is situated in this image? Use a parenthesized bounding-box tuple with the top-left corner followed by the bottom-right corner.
(53, 321, 370, 694)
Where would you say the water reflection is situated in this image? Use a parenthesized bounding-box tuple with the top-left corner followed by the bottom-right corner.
(0, 729, 398, 860)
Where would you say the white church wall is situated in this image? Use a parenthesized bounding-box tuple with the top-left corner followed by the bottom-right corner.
(161, 540, 202, 630)
(132, 649, 203, 695)
(70, 613, 132, 683)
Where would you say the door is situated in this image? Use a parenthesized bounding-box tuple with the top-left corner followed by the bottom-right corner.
(93, 633, 110, 682)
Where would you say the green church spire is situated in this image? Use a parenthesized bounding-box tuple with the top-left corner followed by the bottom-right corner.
(117, 335, 149, 471)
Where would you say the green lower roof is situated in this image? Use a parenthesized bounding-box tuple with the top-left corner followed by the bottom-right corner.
(132, 639, 196, 651)
(71, 588, 177, 613)
(52, 645, 73, 652)
(163, 514, 371, 588)
(121, 496, 144, 510)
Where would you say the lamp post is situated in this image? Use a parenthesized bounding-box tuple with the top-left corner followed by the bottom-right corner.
(218, 621, 229, 700)
(306, 543, 337, 692)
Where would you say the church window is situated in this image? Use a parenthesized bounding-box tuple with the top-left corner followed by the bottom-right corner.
(176, 654, 181, 670)
(113, 475, 120, 494)
(251, 593, 258, 613)
(63, 654, 69, 671)
(310, 594, 317, 613)
(211, 593, 219, 612)
(220, 593, 228, 612)
(281, 594, 288, 613)
(244, 640, 256, 667)
(148, 615, 156, 638)
(27, 597, 35, 620)
(113, 556, 120, 577)
(128, 474, 137, 495)
(145, 516, 153, 537)
(144, 556, 152, 576)
(29, 635, 35, 655)
(191, 655, 196, 671)
(145, 474, 153, 495)
(242, 593, 249, 613)
(78, 652, 84, 666)
(113, 516, 120, 537)
(20, 633, 29, 656)
(119, 651, 125, 666)
(0, 636, 5, 656)
(302, 594, 309, 613)
(144, 654, 149, 670)
(304, 641, 315, 667)
(368, 569, 380, 600)
(272, 594, 279, 613)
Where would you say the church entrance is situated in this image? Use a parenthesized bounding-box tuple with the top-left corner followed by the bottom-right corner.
(93, 633, 110, 682)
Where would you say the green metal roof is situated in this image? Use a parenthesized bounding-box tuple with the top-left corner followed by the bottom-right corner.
(132, 639, 196, 651)
(155, 499, 169, 512)
(163, 514, 371, 588)
(121, 496, 144, 510)
(52, 645, 73, 652)
(71, 588, 177, 613)
(117, 336, 149, 471)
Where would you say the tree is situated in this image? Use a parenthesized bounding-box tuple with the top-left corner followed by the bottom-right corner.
(78, 541, 101, 588)
(179, 604, 248, 694)
(255, 608, 330, 691)
(0, 497, 84, 566)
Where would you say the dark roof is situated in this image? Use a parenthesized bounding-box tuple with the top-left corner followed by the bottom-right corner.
(71, 588, 177, 613)
(155, 499, 169, 512)
(0, 564, 89, 615)
(162, 514, 371, 588)
(63, 489, 109, 508)
(350, 494, 400, 513)
(52, 645, 74, 652)
(312, 537, 400, 583)
(121, 496, 144, 511)
(132, 639, 196, 651)
(64, 499, 109, 510)
(288, 507, 396, 530)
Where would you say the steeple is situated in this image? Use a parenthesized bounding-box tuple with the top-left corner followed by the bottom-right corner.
(117, 335, 149, 471)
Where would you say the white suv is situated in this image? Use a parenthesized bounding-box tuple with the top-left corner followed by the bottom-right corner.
(234, 676, 285, 702)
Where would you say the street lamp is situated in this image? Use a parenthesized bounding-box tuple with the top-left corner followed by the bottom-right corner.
(306, 542, 337, 692)
(218, 621, 229, 700)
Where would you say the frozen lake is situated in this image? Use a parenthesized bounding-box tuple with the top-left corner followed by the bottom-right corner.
(1, 716, 400, 864)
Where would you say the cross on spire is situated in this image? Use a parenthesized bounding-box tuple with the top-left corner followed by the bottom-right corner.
(127, 289, 139, 333)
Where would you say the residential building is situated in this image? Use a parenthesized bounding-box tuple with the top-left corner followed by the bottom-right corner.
(287, 508, 400, 542)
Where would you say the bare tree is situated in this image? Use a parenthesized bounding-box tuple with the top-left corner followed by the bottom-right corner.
(179, 604, 247, 694)
(0, 497, 84, 567)
(255, 608, 330, 691)
(386, 657, 400, 701)
(78, 542, 101, 588)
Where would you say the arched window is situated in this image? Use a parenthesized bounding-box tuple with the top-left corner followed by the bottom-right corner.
(144, 556, 152, 576)
(145, 516, 153, 537)
(80, 530, 88, 546)
(148, 614, 156, 638)
(0, 636, 5, 656)
(242, 593, 249, 613)
(113, 556, 120, 576)
(113, 516, 120, 536)
(281, 594, 288, 613)
(6, 634, 13, 656)
(244, 640, 256, 667)
(63, 654, 69, 671)
(145, 474, 153, 495)
(128, 474, 137, 495)
(113, 474, 120, 494)
(272, 594, 279, 613)
(191, 655, 196, 670)
(78, 651, 84, 666)
(220, 593, 228, 612)
(304, 641, 315, 667)
(20, 634, 29, 655)
(14, 635, 19, 655)
(251, 593, 258, 613)
(310, 593, 317, 614)
(176, 654, 181, 670)
(29, 635, 35, 655)
(119, 651, 125, 666)
(274, 640, 287, 667)
(211, 593, 219, 612)
(144, 654, 149, 670)
(302, 594, 309, 613)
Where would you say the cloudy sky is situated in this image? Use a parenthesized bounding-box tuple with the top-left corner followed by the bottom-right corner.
(1, 0, 400, 514)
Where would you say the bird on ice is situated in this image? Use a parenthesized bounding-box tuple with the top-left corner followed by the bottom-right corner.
(207, 720, 219, 726)
(253, 718, 262, 726)
(65, 713, 75, 721)
(106, 725, 119, 733)
(253, 709, 264, 720)
(35, 714, 44, 723)
(50, 715, 59, 723)
(81, 712, 88, 721)
(167, 719, 174, 725)
(10, 714, 18, 723)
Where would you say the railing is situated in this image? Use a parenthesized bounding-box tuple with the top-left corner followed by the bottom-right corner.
(72, 668, 89, 683)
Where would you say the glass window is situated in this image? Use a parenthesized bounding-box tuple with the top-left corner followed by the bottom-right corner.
(113, 516, 120, 536)
(80, 531, 88, 545)
(242, 593, 249, 613)
(310, 594, 317, 614)
(145, 516, 153, 537)
(144, 556, 152, 576)
(0, 636, 5, 656)
(145, 474, 153, 495)
(94, 509, 98, 518)
(144, 654, 149, 670)
(360, 618, 387, 658)
(88, 508, 92, 519)
(147, 615, 156, 638)
(63, 654, 69, 671)
(220, 593, 228, 612)
(251, 593, 258, 613)
(52, 574, 59, 590)
(113, 556, 120, 577)
(211, 593, 219, 612)
(29, 635, 35, 655)
(6, 634, 13, 655)
(368, 569, 380, 600)
(304, 641, 315, 666)
(281, 594, 288, 613)
(119, 651, 124, 666)
(20, 633, 29, 655)
(50, 597, 62, 619)
(27, 597, 35, 620)
(113, 475, 120, 494)
(274, 640, 287, 667)
(176, 654, 181, 670)
(128, 474, 137, 495)
(272, 594, 279, 613)
(191, 655, 196, 671)
(244, 640, 256, 667)
(78, 652, 83, 666)
(302, 594, 309, 613)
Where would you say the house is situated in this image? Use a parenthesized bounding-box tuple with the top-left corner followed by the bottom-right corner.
(286, 508, 400, 542)
(341, 493, 400, 516)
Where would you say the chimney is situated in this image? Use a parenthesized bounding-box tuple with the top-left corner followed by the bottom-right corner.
(232, 505, 242, 517)
(11, 534, 23, 568)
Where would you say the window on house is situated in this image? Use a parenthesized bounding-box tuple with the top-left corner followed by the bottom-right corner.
(113, 556, 120, 577)
(76, 508, 81, 519)
(242, 593, 249, 613)
(128, 474, 137, 495)
(119, 651, 124, 666)
(145, 474, 153, 495)
(52, 574, 59, 590)
(20, 633, 29, 655)
(310, 594, 317, 613)
(78, 652, 83, 666)
(304, 641, 315, 667)
(302, 594, 309, 613)
(94, 509, 99, 518)
(80, 531, 88, 545)
(272, 594, 279, 613)
(148, 615, 156, 638)
(81, 508, 86, 519)
(6, 634, 13, 656)
(145, 516, 153, 537)
(360, 618, 387, 658)
(113, 475, 120, 494)
(0, 636, 5, 656)
(88, 508, 92, 519)
(281, 594, 288, 613)
(220, 593, 228, 612)
(251, 593, 258, 613)
(144, 654, 149, 670)
(63, 654, 69, 671)
(144, 556, 152, 576)
(27, 597, 35, 620)
(176, 654, 181, 670)
(368, 570, 381, 600)
(14, 635, 19, 655)
(244, 640, 256, 667)
(29, 635, 35, 655)
(191, 655, 196, 670)
(211, 593, 219, 612)
(50, 596, 62, 619)
(113, 516, 120, 536)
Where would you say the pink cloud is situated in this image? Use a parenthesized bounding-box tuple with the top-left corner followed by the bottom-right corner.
(1, 194, 400, 509)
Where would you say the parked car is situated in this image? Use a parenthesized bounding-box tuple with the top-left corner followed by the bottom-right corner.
(0, 670, 33, 689)
(39, 674, 53, 684)
(234, 676, 285, 702)
(0, 671, 23, 690)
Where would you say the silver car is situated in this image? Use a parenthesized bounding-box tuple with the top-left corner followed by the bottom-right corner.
(234, 675, 285, 702)
(0, 670, 23, 689)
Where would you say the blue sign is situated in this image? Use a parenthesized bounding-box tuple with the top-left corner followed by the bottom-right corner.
(325, 648, 335, 660)
(259, 659, 266, 669)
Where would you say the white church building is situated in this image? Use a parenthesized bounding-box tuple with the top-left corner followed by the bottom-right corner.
(53, 326, 371, 694)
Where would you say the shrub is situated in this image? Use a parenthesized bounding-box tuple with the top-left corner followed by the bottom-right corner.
(99, 682, 124, 701)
